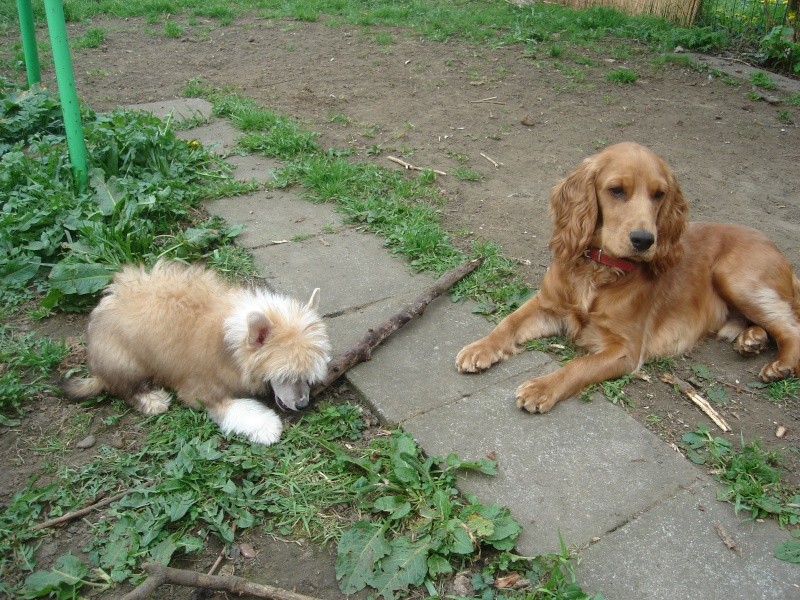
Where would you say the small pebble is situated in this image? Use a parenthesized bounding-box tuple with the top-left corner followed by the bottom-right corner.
(239, 543, 257, 559)
(76, 434, 96, 449)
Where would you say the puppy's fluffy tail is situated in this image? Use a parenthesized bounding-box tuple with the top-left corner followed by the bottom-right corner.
(62, 377, 105, 400)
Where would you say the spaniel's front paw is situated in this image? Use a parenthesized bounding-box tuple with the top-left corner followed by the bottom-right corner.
(759, 360, 795, 382)
(515, 378, 559, 414)
(456, 339, 508, 373)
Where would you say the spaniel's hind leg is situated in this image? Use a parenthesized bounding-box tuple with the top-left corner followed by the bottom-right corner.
(208, 398, 283, 445)
(729, 289, 800, 382)
(717, 316, 770, 356)
(733, 326, 770, 356)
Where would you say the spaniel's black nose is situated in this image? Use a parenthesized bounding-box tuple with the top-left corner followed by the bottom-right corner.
(630, 230, 655, 251)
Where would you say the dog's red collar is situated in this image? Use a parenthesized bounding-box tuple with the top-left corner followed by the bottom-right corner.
(584, 248, 638, 273)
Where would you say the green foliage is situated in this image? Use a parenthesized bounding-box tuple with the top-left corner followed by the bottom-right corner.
(765, 377, 800, 402)
(606, 68, 638, 84)
(335, 431, 519, 598)
(0, 403, 366, 594)
(74, 27, 106, 49)
(750, 70, 777, 89)
(0, 326, 68, 426)
(452, 166, 484, 181)
(774, 535, 800, 563)
(525, 336, 577, 363)
(19, 553, 102, 599)
(0, 83, 243, 311)
(759, 26, 800, 74)
(678, 425, 800, 531)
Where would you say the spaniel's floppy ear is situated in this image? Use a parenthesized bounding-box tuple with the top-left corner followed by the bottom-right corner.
(650, 168, 688, 275)
(548, 155, 598, 265)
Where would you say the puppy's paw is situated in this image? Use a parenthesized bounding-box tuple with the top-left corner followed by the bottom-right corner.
(733, 326, 769, 356)
(132, 389, 171, 415)
(456, 340, 508, 373)
(218, 398, 283, 445)
(515, 379, 559, 414)
(759, 360, 795, 383)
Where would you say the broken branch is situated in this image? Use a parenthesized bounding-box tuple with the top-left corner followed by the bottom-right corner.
(480, 152, 502, 168)
(313, 257, 484, 396)
(660, 373, 731, 432)
(121, 563, 322, 600)
(387, 155, 447, 176)
(32, 490, 130, 531)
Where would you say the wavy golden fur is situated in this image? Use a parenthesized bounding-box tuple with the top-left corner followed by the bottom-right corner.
(456, 142, 800, 414)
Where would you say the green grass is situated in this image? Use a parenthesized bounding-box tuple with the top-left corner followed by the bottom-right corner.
(73, 27, 106, 49)
(0, 1, 729, 57)
(750, 70, 777, 90)
(606, 67, 638, 83)
(0, 326, 68, 426)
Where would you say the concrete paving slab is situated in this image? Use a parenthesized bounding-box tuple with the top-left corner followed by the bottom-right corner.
(126, 98, 213, 121)
(248, 228, 433, 317)
(576, 477, 799, 600)
(204, 190, 341, 250)
(345, 295, 554, 424)
(403, 375, 700, 556)
(225, 154, 281, 183)
(175, 121, 240, 156)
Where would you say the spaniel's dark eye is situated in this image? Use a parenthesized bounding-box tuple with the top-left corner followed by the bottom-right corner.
(610, 186, 625, 199)
(653, 190, 666, 201)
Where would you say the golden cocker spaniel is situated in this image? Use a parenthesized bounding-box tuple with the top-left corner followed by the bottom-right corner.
(456, 142, 800, 414)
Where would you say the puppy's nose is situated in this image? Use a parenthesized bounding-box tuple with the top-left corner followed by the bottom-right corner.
(630, 230, 655, 251)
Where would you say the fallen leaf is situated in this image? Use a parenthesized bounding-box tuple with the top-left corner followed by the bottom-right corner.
(495, 572, 520, 589)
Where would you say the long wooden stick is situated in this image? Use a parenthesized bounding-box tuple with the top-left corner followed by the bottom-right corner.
(313, 257, 484, 397)
(121, 563, 323, 600)
(660, 373, 731, 432)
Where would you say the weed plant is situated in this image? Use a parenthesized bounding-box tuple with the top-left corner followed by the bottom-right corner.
(0, 81, 248, 312)
(2, 403, 600, 598)
(0, 326, 68, 425)
(679, 424, 800, 562)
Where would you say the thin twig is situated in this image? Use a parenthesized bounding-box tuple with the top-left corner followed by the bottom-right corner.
(32, 490, 130, 531)
(480, 152, 502, 168)
(189, 524, 237, 600)
(660, 373, 731, 432)
(387, 155, 446, 176)
(470, 96, 505, 105)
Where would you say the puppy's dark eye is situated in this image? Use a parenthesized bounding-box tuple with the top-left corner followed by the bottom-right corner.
(609, 186, 625, 199)
(653, 190, 665, 201)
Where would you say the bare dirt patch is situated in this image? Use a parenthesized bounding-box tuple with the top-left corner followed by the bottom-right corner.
(3, 13, 800, 598)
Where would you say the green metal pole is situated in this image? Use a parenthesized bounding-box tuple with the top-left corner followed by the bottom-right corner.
(17, 0, 41, 86)
(43, 0, 88, 191)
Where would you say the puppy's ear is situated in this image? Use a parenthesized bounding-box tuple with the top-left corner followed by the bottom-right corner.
(246, 312, 272, 348)
(548, 156, 598, 264)
(651, 168, 688, 275)
(306, 288, 320, 312)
